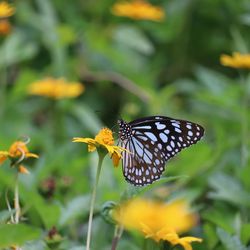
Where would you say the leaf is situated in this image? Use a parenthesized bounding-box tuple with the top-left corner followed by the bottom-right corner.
(241, 223, 250, 245)
(217, 227, 247, 250)
(113, 25, 154, 55)
(59, 195, 90, 226)
(22, 240, 48, 250)
(203, 223, 219, 249)
(0, 31, 37, 68)
(202, 207, 234, 233)
(0, 224, 41, 248)
(208, 173, 250, 207)
(68, 247, 86, 250)
(121, 175, 187, 200)
(23, 190, 61, 229)
(72, 104, 103, 135)
(0, 209, 15, 224)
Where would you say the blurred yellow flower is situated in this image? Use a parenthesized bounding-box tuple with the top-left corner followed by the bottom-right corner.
(28, 77, 84, 99)
(0, 1, 15, 18)
(220, 52, 250, 69)
(73, 128, 125, 167)
(111, 0, 165, 21)
(0, 19, 11, 35)
(113, 198, 202, 250)
(0, 140, 38, 174)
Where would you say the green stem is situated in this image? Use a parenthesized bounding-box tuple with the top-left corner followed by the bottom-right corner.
(14, 173, 20, 224)
(240, 73, 249, 168)
(111, 225, 123, 250)
(0, 43, 8, 118)
(86, 151, 105, 250)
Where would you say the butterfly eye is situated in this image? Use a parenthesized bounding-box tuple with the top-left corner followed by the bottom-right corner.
(118, 116, 204, 186)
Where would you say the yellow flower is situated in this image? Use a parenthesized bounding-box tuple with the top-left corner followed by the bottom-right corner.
(28, 77, 84, 99)
(0, 19, 11, 35)
(220, 52, 250, 69)
(111, 0, 165, 21)
(113, 198, 202, 250)
(0, 140, 38, 173)
(73, 128, 125, 166)
(0, 1, 15, 18)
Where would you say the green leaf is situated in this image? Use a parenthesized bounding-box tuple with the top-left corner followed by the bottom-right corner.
(208, 173, 250, 207)
(203, 223, 219, 249)
(0, 209, 15, 224)
(0, 224, 41, 248)
(59, 195, 90, 226)
(23, 190, 61, 229)
(72, 104, 103, 135)
(217, 227, 247, 250)
(113, 25, 154, 55)
(202, 206, 234, 233)
(241, 223, 250, 245)
(0, 31, 37, 68)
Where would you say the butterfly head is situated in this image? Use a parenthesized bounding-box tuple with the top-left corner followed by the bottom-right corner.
(117, 119, 133, 141)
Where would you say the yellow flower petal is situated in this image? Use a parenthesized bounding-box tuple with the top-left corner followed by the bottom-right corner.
(220, 52, 250, 69)
(113, 198, 202, 249)
(73, 128, 125, 167)
(26, 152, 39, 158)
(28, 77, 84, 99)
(0, 140, 38, 169)
(0, 19, 12, 36)
(177, 236, 202, 250)
(112, 152, 121, 167)
(111, 0, 165, 21)
(0, 151, 9, 164)
(18, 165, 30, 174)
(95, 128, 114, 146)
(88, 144, 96, 152)
(8, 141, 29, 158)
(0, 1, 15, 18)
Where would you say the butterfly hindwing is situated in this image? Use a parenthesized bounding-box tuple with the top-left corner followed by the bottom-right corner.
(118, 116, 204, 186)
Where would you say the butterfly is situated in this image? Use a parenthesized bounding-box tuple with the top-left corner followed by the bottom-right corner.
(117, 116, 204, 186)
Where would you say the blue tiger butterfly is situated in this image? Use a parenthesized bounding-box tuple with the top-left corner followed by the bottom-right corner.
(118, 116, 204, 186)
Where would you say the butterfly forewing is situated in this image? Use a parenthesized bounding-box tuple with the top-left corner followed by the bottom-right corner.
(118, 116, 204, 186)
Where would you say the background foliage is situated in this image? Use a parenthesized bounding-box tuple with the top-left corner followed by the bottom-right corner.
(1, 0, 250, 249)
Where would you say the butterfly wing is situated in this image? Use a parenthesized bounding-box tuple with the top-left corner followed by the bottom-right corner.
(120, 135, 166, 185)
(130, 116, 204, 160)
(119, 116, 204, 186)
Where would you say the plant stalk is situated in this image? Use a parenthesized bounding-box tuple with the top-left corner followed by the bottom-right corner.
(111, 225, 123, 250)
(86, 151, 105, 250)
(14, 173, 20, 224)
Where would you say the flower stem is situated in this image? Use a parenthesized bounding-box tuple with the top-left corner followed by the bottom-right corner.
(14, 173, 20, 224)
(111, 225, 123, 250)
(240, 73, 249, 168)
(86, 151, 105, 250)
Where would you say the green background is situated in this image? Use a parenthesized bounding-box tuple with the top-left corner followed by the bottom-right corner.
(0, 0, 250, 249)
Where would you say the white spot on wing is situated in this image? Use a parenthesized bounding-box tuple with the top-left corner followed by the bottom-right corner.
(156, 122, 166, 130)
(145, 132, 158, 142)
(159, 133, 168, 143)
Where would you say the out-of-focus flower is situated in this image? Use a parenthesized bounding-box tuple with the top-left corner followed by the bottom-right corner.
(0, 1, 15, 18)
(0, 2, 15, 36)
(111, 0, 165, 21)
(220, 52, 250, 69)
(0, 140, 38, 174)
(0, 19, 11, 35)
(28, 77, 84, 99)
(73, 128, 125, 166)
(113, 198, 202, 250)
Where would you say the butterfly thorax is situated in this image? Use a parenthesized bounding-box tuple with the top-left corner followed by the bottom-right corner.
(118, 119, 134, 141)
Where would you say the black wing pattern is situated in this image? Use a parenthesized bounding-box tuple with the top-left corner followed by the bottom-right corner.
(118, 116, 204, 186)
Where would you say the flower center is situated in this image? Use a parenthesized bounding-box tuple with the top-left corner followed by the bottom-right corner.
(95, 128, 114, 146)
(9, 141, 29, 158)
